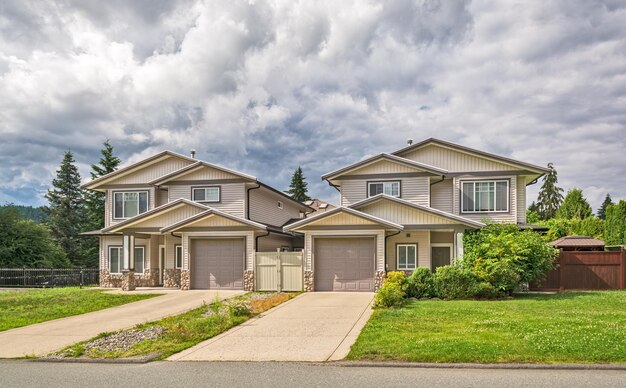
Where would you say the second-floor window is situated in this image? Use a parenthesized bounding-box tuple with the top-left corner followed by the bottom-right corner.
(192, 186, 220, 203)
(113, 191, 149, 219)
(461, 180, 509, 213)
(368, 181, 400, 197)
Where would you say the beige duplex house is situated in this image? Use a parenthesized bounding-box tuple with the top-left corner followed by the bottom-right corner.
(82, 151, 311, 290)
(285, 138, 549, 292)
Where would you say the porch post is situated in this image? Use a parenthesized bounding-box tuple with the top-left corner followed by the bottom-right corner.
(122, 235, 136, 291)
(455, 231, 464, 262)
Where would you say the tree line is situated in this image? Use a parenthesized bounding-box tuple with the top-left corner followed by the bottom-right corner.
(1, 144, 313, 269)
(527, 163, 625, 245)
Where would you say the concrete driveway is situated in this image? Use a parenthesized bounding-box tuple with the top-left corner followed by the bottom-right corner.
(169, 292, 374, 362)
(0, 289, 242, 358)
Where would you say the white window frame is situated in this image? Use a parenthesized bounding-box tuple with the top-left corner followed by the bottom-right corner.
(113, 191, 149, 220)
(109, 246, 124, 274)
(368, 181, 401, 197)
(397, 244, 417, 271)
(191, 186, 220, 203)
(175, 245, 183, 269)
(277, 201, 283, 209)
(460, 180, 509, 213)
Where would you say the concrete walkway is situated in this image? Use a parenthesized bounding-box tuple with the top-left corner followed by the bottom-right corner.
(169, 292, 374, 362)
(0, 289, 243, 358)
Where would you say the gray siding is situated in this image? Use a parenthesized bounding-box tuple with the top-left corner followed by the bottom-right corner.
(156, 189, 169, 207)
(105, 187, 155, 227)
(249, 187, 301, 227)
(339, 177, 429, 207)
(517, 176, 526, 223)
(113, 157, 194, 184)
(168, 183, 246, 218)
(257, 234, 294, 252)
(430, 178, 453, 213)
(401, 144, 515, 172)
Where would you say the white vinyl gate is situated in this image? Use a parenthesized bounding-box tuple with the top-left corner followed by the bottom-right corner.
(254, 251, 303, 292)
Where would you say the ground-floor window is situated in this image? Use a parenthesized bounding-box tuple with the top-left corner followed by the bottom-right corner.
(397, 244, 417, 270)
(108, 246, 144, 273)
(175, 245, 183, 269)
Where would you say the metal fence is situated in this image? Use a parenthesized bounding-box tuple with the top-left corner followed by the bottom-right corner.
(0, 268, 99, 288)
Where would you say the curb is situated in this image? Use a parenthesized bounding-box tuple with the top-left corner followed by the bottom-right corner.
(32, 353, 161, 364)
(332, 361, 626, 371)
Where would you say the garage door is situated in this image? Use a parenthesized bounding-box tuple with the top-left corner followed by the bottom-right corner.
(314, 237, 375, 291)
(190, 238, 245, 290)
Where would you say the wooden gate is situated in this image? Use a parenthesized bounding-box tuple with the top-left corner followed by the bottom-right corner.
(254, 251, 303, 292)
(531, 248, 626, 291)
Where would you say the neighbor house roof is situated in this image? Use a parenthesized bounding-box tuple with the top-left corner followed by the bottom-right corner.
(349, 194, 485, 228)
(392, 138, 550, 175)
(550, 236, 605, 248)
(321, 153, 448, 181)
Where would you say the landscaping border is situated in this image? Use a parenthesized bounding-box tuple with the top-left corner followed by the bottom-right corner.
(333, 361, 626, 371)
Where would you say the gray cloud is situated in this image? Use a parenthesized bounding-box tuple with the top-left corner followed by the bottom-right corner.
(1, 0, 625, 213)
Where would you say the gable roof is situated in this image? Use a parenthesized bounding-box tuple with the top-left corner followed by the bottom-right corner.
(349, 194, 485, 228)
(392, 138, 550, 174)
(149, 161, 256, 185)
(160, 208, 267, 232)
(284, 206, 404, 231)
(102, 199, 208, 233)
(81, 150, 197, 190)
(321, 153, 448, 181)
(550, 236, 605, 248)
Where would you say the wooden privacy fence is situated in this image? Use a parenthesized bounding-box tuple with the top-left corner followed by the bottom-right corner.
(255, 251, 303, 292)
(531, 248, 626, 291)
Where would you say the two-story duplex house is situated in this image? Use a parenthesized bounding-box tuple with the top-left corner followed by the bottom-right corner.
(285, 138, 549, 292)
(82, 151, 312, 291)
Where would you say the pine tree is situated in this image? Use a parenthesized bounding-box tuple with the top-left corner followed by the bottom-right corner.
(45, 151, 86, 266)
(83, 141, 121, 267)
(84, 141, 121, 230)
(536, 162, 564, 220)
(557, 188, 592, 219)
(285, 167, 311, 202)
(597, 193, 613, 220)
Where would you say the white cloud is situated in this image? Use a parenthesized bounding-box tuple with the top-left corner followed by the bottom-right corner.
(1, 0, 625, 211)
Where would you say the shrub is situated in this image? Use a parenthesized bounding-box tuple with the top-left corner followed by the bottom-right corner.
(462, 223, 557, 293)
(384, 271, 408, 291)
(433, 265, 478, 299)
(373, 282, 405, 308)
(406, 268, 434, 298)
(228, 299, 252, 317)
(471, 282, 502, 299)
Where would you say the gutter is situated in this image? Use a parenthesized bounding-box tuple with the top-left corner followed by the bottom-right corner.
(429, 175, 445, 186)
(255, 231, 270, 251)
(384, 230, 402, 271)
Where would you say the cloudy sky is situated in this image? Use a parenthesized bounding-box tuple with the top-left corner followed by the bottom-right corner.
(1, 0, 625, 211)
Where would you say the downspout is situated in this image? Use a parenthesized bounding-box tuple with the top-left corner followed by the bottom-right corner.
(255, 230, 270, 251)
(384, 230, 402, 272)
(430, 175, 445, 186)
(246, 183, 261, 220)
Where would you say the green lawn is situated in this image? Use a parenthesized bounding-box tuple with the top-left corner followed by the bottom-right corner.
(348, 291, 626, 364)
(0, 288, 158, 331)
(54, 292, 298, 360)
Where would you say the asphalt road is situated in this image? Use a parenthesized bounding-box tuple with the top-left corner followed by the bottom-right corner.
(1, 361, 625, 388)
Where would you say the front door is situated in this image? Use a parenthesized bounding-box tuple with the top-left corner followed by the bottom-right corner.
(431, 245, 452, 272)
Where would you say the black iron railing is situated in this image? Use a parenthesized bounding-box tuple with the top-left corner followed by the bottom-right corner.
(0, 268, 99, 288)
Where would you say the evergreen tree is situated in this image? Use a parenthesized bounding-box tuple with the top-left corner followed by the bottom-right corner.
(45, 151, 86, 266)
(597, 193, 613, 220)
(526, 201, 541, 224)
(83, 141, 121, 267)
(556, 188, 592, 219)
(605, 201, 626, 246)
(285, 167, 311, 202)
(536, 162, 564, 220)
(84, 141, 121, 230)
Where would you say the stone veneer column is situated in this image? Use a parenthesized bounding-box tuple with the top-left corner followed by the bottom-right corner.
(180, 269, 190, 290)
(163, 269, 181, 288)
(99, 269, 113, 288)
(243, 270, 254, 291)
(121, 270, 136, 291)
(374, 271, 386, 290)
(304, 271, 314, 292)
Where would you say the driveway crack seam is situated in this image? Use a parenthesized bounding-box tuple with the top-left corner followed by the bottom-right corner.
(325, 297, 373, 362)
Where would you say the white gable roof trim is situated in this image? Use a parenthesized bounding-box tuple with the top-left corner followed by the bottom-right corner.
(284, 206, 404, 231)
(160, 208, 267, 232)
(321, 153, 448, 181)
(149, 161, 256, 185)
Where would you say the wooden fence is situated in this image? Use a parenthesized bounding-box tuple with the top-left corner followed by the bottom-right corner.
(530, 248, 626, 291)
(254, 251, 303, 292)
(0, 268, 99, 288)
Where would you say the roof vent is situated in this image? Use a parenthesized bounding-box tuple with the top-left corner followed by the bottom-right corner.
(190, 149, 196, 158)
(407, 139, 413, 145)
